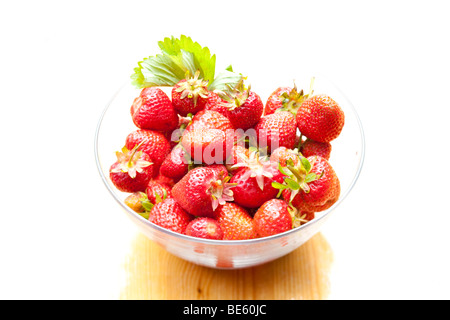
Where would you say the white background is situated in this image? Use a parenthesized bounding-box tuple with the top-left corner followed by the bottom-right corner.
(1, 0, 449, 299)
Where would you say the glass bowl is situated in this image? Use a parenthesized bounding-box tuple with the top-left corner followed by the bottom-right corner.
(94, 74, 365, 269)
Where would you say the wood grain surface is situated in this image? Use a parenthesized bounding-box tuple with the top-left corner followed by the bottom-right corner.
(119, 232, 334, 300)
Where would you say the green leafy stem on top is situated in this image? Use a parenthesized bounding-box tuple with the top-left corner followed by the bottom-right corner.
(131, 35, 243, 95)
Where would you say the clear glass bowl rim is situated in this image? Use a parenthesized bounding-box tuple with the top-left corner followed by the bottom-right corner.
(94, 79, 365, 246)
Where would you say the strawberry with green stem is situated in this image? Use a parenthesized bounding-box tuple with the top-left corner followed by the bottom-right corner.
(273, 155, 321, 201)
(274, 155, 340, 213)
(264, 86, 291, 116)
(109, 142, 154, 193)
(213, 79, 264, 130)
(172, 70, 210, 116)
(264, 80, 314, 116)
(125, 129, 171, 176)
(230, 150, 284, 208)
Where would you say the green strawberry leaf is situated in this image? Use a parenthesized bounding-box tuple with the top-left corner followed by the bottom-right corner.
(300, 156, 311, 173)
(209, 69, 243, 94)
(140, 198, 154, 212)
(158, 35, 216, 83)
(272, 181, 288, 190)
(278, 163, 292, 176)
(138, 211, 150, 220)
(305, 173, 317, 183)
(131, 35, 242, 94)
(154, 192, 163, 204)
(131, 54, 186, 88)
(285, 178, 300, 190)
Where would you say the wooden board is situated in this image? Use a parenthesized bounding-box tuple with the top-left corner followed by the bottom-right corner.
(119, 232, 334, 300)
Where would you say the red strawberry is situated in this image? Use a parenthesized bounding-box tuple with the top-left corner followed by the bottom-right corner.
(181, 110, 234, 165)
(125, 129, 171, 176)
(254, 199, 293, 237)
(181, 127, 233, 165)
(214, 203, 257, 240)
(264, 86, 291, 115)
(184, 217, 224, 240)
(148, 198, 193, 234)
(153, 171, 176, 188)
(145, 180, 172, 204)
(130, 87, 179, 132)
(109, 143, 154, 193)
(159, 144, 190, 181)
(300, 138, 332, 160)
(184, 109, 234, 133)
(281, 156, 340, 213)
(270, 146, 301, 167)
(172, 165, 236, 217)
(171, 71, 209, 116)
(264, 83, 313, 116)
(230, 152, 284, 208)
(205, 91, 228, 115)
(255, 110, 297, 153)
(215, 81, 263, 130)
(296, 94, 345, 143)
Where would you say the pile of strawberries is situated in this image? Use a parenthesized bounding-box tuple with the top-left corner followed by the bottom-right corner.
(109, 72, 344, 240)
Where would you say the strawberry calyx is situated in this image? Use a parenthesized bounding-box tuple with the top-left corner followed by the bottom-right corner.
(209, 171, 237, 211)
(277, 78, 315, 115)
(215, 78, 250, 111)
(272, 155, 320, 203)
(175, 70, 210, 107)
(231, 149, 275, 191)
(111, 141, 152, 178)
(287, 204, 312, 228)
